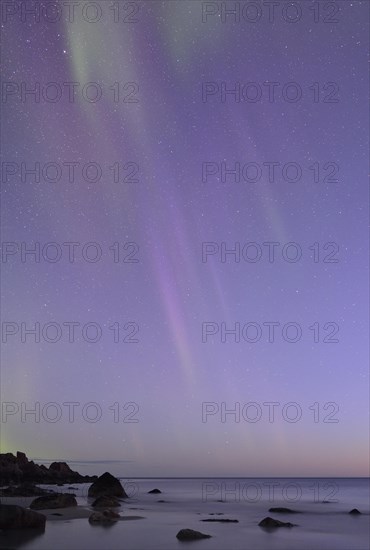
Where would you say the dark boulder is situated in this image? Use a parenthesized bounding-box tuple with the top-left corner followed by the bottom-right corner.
(259, 516, 295, 528)
(30, 493, 77, 510)
(88, 472, 127, 498)
(349, 508, 361, 515)
(148, 488, 161, 494)
(176, 529, 212, 540)
(92, 496, 121, 508)
(89, 509, 120, 524)
(0, 504, 46, 530)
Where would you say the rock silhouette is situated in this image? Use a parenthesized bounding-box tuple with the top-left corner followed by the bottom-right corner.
(88, 472, 127, 498)
(0, 483, 53, 497)
(30, 494, 77, 510)
(0, 452, 96, 485)
(259, 516, 296, 528)
(176, 528, 212, 540)
(92, 496, 121, 508)
(89, 509, 120, 524)
(0, 504, 46, 530)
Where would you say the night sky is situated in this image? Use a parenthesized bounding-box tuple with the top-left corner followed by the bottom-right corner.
(1, 1, 369, 477)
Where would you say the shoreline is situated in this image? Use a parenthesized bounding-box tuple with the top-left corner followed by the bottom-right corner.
(1, 479, 369, 550)
(0, 496, 146, 522)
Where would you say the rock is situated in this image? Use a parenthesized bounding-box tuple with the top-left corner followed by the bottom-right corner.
(259, 516, 295, 528)
(0, 504, 46, 530)
(26, 462, 49, 482)
(269, 507, 301, 514)
(349, 508, 361, 515)
(30, 493, 77, 510)
(88, 472, 127, 498)
(49, 462, 73, 475)
(89, 509, 120, 524)
(157, 500, 166, 503)
(0, 483, 53, 497)
(92, 496, 121, 508)
(0, 452, 97, 485)
(16, 452, 28, 464)
(201, 518, 238, 523)
(148, 488, 161, 494)
(0, 453, 23, 484)
(176, 529, 212, 540)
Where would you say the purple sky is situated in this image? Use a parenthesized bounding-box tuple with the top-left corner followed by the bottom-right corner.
(1, 0, 369, 477)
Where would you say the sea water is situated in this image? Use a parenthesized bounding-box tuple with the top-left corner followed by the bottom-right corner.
(0, 478, 369, 550)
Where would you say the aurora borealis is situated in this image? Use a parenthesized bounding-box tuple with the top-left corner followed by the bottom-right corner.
(1, 1, 369, 477)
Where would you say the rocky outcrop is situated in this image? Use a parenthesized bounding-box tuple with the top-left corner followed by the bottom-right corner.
(92, 496, 121, 508)
(176, 529, 212, 540)
(30, 494, 77, 510)
(0, 483, 53, 497)
(88, 472, 127, 498)
(0, 452, 96, 486)
(0, 504, 46, 530)
(259, 516, 296, 528)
